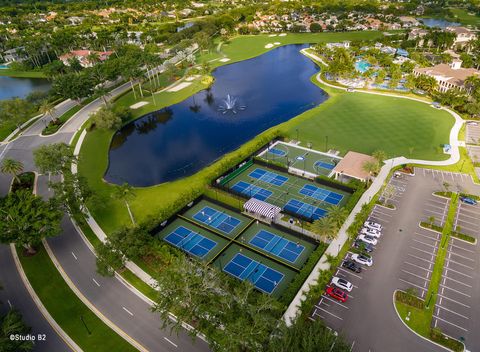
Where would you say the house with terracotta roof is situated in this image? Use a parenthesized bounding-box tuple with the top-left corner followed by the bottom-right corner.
(59, 50, 114, 68)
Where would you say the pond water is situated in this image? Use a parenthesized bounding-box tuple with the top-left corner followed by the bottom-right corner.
(0, 76, 51, 101)
(418, 18, 460, 28)
(105, 44, 328, 187)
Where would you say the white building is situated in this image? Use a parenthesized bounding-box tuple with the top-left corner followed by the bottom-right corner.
(446, 26, 476, 49)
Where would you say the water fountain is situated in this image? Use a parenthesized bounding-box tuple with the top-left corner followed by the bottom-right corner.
(217, 94, 246, 114)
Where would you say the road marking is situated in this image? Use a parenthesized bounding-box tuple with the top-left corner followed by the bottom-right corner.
(435, 305, 469, 320)
(350, 340, 355, 351)
(414, 232, 439, 242)
(433, 315, 468, 332)
(7, 300, 12, 308)
(444, 258, 474, 270)
(410, 246, 436, 257)
(92, 278, 101, 287)
(442, 275, 472, 288)
(449, 242, 475, 254)
(447, 251, 475, 262)
(407, 254, 435, 264)
(399, 278, 428, 291)
(314, 306, 343, 320)
(163, 337, 178, 348)
(122, 307, 134, 316)
(437, 294, 470, 308)
(71, 252, 77, 260)
(412, 239, 438, 249)
(401, 269, 429, 281)
(322, 295, 349, 309)
(439, 284, 471, 298)
(444, 266, 473, 279)
(404, 262, 432, 272)
(337, 267, 362, 279)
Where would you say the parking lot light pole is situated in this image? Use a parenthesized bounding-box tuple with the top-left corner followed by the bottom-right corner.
(337, 243, 341, 256)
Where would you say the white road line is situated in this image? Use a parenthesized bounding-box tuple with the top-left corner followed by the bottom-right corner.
(444, 267, 473, 279)
(399, 278, 428, 291)
(456, 211, 480, 222)
(163, 337, 178, 348)
(122, 307, 134, 316)
(449, 242, 476, 254)
(337, 267, 362, 279)
(442, 275, 472, 288)
(414, 232, 439, 242)
(447, 250, 475, 262)
(350, 340, 355, 352)
(315, 306, 344, 320)
(92, 278, 101, 287)
(322, 295, 349, 309)
(410, 246, 436, 257)
(437, 294, 471, 308)
(444, 258, 474, 270)
(404, 262, 432, 272)
(408, 254, 435, 265)
(401, 269, 429, 282)
(435, 305, 469, 320)
(7, 300, 12, 308)
(439, 285, 471, 298)
(433, 316, 468, 332)
(412, 239, 438, 249)
(71, 252, 77, 260)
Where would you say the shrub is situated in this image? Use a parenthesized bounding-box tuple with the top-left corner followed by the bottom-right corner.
(395, 290, 424, 309)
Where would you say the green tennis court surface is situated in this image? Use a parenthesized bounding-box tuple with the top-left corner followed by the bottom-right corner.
(223, 163, 351, 221)
(258, 141, 342, 176)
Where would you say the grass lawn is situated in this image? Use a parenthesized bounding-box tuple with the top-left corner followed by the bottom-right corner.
(448, 8, 480, 26)
(200, 31, 386, 67)
(42, 103, 82, 135)
(0, 69, 46, 78)
(18, 245, 136, 352)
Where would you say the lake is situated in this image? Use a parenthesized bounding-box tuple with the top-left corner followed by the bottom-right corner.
(105, 44, 328, 187)
(418, 18, 460, 28)
(0, 76, 51, 101)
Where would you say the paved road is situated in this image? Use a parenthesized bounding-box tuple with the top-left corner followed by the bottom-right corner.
(0, 245, 71, 352)
(0, 81, 210, 351)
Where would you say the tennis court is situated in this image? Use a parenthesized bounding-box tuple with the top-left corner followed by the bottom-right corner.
(258, 141, 341, 176)
(156, 218, 230, 262)
(223, 163, 350, 221)
(237, 222, 316, 269)
(213, 243, 297, 298)
(182, 200, 251, 239)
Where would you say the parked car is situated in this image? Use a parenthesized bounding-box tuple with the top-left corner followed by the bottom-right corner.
(467, 121, 479, 126)
(351, 253, 373, 267)
(353, 240, 374, 253)
(360, 227, 382, 238)
(347, 87, 355, 92)
(460, 196, 477, 205)
(342, 260, 362, 273)
(331, 276, 353, 292)
(325, 286, 348, 302)
(364, 220, 382, 231)
(357, 234, 378, 246)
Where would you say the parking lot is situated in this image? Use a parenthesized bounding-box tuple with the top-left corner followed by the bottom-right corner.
(466, 122, 480, 145)
(309, 168, 480, 352)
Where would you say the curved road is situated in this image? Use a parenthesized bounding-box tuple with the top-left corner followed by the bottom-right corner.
(0, 84, 209, 352)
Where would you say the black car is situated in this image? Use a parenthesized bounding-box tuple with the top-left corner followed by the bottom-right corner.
(354, 240, 374, 253)
(342, 260, 362, 273)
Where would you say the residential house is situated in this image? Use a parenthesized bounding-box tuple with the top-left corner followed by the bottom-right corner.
(446, 26, 476, 49)
(59, 50, 114, 68)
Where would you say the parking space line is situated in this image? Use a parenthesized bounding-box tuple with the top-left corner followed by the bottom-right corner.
(399, 278, 428, 292)
(449, 242, 476, 254)
(368, 215, 389, 224)
(314, 306, 342, 320)
(401, 269, 429, 281)
(321, 295, 349, 309)
(433, 316, 468, 332)
(447, 250, 475, 262)
(437, 294, 471, 308)
(337, 267, 362, 279)
(435, 305, 469, 320)
(456, 211, 480, 222)
(444, 258, 474, 270)
(410, 246, 436, 257)
(444, 267, 473, 279)
(442, 275, 472, 288)
(439, 284, 471, 298)
(414, 232, 440, 242)
(404, 261, 432, 272)
(412, 239, 438, 249)
(408, 254, 435, 265)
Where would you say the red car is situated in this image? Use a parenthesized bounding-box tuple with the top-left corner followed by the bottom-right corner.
(325, 286, 348, 302)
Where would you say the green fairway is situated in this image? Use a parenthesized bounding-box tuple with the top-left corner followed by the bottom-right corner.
(0, 69, 46, 78)
(448, 8, 480, 26)
(287, 91, 454, 161)
(18, 245, 136, 352)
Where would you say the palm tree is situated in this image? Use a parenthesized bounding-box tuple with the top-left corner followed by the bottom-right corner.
(39, 101, 57, 123)
(94, 86, 110, 106)
(372, 150, 387, 164)
(311, 216, 337, 242)
(326, 205, 348, 229)
(1, 158, 24, 183)
(362, 160, 380, 181)
(112, 183, 136, 225)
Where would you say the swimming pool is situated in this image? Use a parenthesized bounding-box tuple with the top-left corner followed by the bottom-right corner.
(355, 60, 371, 74)
(0, 64, 10, 69)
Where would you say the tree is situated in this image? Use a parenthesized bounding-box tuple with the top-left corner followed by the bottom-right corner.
(267, 318, 350, 352)
(1, 158, 24, 183)
(52, 72, 94, 101)
(372, 150, 387, 164)
(312, 216, 337, 241)
(0, 98, 33, 131)
(0, 190, 62, 254)
(49, 172, 94, 215)
(362, 160, 380, 178)
(326, 205, 349, 229)
(112, 183, 136, 224)
(33, 143, 76, 176)
(442, 181, 450, 193)
(382, 184, 397, 206)
(0, 309, 34, 352)
(39, 100, 57, 122)
(91, 107, 122, 130)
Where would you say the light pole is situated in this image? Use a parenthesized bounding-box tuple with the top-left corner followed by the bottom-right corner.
(325, 135, 329, 151)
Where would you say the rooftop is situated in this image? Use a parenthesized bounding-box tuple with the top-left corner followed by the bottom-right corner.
(332, 151, 378, 181)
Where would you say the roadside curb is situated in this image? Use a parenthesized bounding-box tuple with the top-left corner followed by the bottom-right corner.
(9, 244, 82, 352)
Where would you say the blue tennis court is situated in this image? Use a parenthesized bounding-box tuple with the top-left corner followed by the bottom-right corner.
(231, 181, 272, 201)
(268, 148, 287, 157)
(249, 230, 305, 263)
(314, 160, 335, 171)
(164, 226, 217, 259)
(223, 253, 284, 294)
(299, 184, 344, 205)
(193, 206, 241, 234)
(284, 199, 327, 220)
(248, 168, 288, 186)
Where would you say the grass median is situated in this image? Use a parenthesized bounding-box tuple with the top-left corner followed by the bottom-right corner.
(17, 244, 137, 352)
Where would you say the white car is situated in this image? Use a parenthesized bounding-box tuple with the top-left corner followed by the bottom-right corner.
(360, 227, 381, 238)
(351, 253, 373, 267)
(331, 276, 353, 292)
(357, 234, 378, 246)
(364, 221, 382, 231)
(467, 121, 478, 126)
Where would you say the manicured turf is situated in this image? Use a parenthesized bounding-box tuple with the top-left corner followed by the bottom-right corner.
(287, 91, 454, 161)
(448, 8, 480, 26)
(0, 69, 46, 78)
(18, 245, 136, 352)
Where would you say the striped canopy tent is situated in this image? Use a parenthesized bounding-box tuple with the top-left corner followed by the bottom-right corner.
(243, 198, 281, 219)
